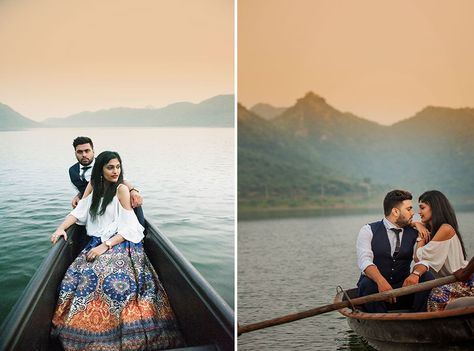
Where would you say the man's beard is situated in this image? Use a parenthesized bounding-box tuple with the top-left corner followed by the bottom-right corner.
(396, 215, 412, 227)
(80, 158, 93, 166)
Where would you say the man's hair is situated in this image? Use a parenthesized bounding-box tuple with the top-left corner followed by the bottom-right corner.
(73, 136, 94, 149)
(383, 190, 412, 216)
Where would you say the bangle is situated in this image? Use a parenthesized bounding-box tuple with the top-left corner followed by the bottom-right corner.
(411, 271, 421, 277)
(130, 188, 139, 193)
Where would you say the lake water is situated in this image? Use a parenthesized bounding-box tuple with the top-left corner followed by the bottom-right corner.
(238, 212, 474, 350)
(0, 127, 234, 324)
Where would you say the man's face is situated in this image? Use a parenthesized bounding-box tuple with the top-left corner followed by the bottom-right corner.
(75, 143, 94, 166)
(395, 199, 415, 227)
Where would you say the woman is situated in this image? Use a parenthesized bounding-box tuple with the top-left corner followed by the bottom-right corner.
(50, 151, 184, 350)
(412, 190, 473, 312)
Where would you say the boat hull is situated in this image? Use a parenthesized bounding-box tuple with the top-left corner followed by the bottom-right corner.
(336, 288, 474, 351)
(0, 220, 234, 351)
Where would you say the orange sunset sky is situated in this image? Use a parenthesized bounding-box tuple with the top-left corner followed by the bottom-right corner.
(239, 0, 474, 125)
(0, 0, 233, 121)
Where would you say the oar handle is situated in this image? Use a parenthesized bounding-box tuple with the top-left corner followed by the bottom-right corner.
(238, 275, 457, 335)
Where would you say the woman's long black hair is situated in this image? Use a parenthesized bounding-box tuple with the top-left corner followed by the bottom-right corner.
(419, 190, 467, 259)
(89, 151, 124, 220)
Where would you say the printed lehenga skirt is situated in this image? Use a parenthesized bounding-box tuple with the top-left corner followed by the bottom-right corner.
(428, 274, 474, 312)
(51, 236, 185, 350)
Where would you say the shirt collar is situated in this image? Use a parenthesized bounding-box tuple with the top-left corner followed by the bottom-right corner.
(81, 159, 95, 170)
(383, 217, 402, 232)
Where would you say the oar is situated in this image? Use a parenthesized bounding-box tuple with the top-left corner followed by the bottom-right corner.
(238, 275, 457, 335)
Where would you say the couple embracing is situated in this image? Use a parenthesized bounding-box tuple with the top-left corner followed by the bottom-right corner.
(357, 189, 474, 313)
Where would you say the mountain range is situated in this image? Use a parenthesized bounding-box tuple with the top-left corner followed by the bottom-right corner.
(0, 95, 234, 130)
(0, 103, 42, 130)
(239, 92, 474, 209)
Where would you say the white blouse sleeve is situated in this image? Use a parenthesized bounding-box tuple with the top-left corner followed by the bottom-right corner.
(69, 195, 92, 225)
(416, 240, 450, 272)
(117, 204, 145, 243)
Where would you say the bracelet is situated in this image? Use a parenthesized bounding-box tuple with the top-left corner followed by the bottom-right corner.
(411, 271, 421, 277)
(130, 188, 139, 193)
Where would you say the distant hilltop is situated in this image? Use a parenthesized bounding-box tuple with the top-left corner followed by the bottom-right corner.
(239, 91, 474, 209)
(0, 94, 234, 130)
(0, 103, 42, 130)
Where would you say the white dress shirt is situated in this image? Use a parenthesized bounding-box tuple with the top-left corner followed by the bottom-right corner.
(356, 218, 428, 274)
(79, 160, 95, 182)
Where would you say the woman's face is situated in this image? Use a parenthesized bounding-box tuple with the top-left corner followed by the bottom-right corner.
(418, 201, 432, 224)
(103, 158, 121, 182)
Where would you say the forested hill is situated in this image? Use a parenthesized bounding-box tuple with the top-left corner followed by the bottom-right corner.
(239, 92, 474, 209)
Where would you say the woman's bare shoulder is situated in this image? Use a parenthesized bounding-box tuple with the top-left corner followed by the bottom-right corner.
(432, 223, 456, 241)
(117, 184, 131, 209)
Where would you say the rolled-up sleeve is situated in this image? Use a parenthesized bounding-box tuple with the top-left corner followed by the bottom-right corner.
(357, 224, 374, 273)
(116, 205, 145, 243)
(69, 195, 91, 225)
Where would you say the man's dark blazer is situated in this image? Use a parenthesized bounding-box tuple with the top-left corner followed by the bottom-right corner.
(69, 162, 89, 197)
(68, 162, 145, 227)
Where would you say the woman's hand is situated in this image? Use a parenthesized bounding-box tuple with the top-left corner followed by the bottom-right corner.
(414, 222, 430, 244)
(51, 229, 68, 244)
(86, 244, 108, 262)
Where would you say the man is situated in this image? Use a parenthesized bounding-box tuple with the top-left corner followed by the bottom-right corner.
(356, 189, 434, 312)
(69, 136, 145, 225)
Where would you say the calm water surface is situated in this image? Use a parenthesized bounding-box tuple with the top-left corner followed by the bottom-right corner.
(0, 127, 234, 324)
(238, 212, 474, 350)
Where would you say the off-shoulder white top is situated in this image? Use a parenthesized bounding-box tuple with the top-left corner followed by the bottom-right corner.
(70, 184, 144, 244)
(416, 234, 468, 278)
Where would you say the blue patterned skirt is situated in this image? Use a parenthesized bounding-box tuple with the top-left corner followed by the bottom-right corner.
(51, 236, 185, 350)
(428, 274, 474, 312)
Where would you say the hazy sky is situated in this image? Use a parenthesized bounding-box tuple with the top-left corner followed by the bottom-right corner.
(239, 0, 474, 125)
(0, 0, 233, 121)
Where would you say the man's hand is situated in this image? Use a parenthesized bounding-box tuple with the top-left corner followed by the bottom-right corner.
(403, 273, 420, 287)
(71, 195, 80, 209)
(454, 267, 471, 283)
(130, 190, 143, 208)
(377, 279, 396, 303)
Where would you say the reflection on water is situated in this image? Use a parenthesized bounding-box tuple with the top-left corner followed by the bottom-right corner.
(336, 330, 375, 351)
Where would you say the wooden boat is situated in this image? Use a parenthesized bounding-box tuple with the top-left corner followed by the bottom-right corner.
(335, 287, 474, 351)
(0, 220, 234, 351)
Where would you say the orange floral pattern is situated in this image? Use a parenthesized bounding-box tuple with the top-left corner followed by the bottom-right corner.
(51, 237, 184, 350)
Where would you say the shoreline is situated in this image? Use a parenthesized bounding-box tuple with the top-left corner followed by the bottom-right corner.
(239, 201, 474, 221)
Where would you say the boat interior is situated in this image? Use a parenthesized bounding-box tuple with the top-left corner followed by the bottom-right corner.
(0, 222, 234, 351)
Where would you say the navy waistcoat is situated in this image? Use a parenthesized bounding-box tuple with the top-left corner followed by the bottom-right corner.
(69, 162, 88, 197)
(369, 220, 418, 285)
